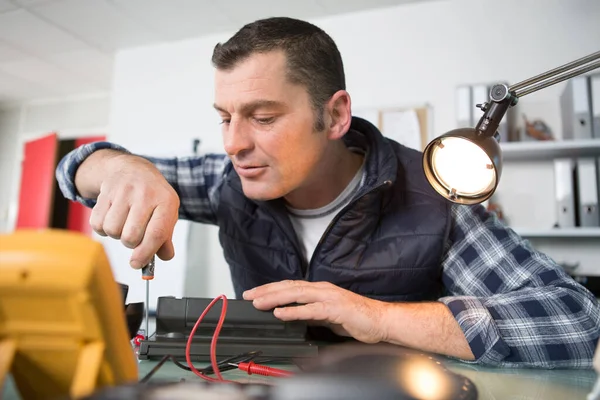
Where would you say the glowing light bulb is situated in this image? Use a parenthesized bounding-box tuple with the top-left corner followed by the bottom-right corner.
(430, 137, 496, 197)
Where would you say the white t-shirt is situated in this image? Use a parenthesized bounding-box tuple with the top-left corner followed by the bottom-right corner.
(286, 158, 366, 263)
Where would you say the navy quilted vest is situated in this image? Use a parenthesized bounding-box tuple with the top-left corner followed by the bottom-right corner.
(215, 117, 451, 302)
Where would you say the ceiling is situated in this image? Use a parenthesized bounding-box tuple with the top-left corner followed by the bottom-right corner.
(0, 0, 424, 107)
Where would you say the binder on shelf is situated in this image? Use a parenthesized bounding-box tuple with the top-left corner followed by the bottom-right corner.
(598, 157, 600, 219)
(470, 84, 488, 125)
(560, 76, 593, 140)
(456, 86, 472, 128)
(456, 82, 515, 141)
(597, 157, 600, 222)
(575, 158, 600, 227)
(471, 85, 488, 108)
(590, 74, 600, 138)
(554, 158, 577, 228)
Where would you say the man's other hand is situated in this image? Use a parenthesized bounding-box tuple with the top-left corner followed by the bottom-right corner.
(84, 151, 180, 269)
(243, 280, 388, 344)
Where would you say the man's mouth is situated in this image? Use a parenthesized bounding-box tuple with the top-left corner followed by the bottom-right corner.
(237, 164, 265, 169)
(235, 164, 268, 178)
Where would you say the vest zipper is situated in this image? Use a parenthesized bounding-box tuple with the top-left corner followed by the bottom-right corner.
(304, 179, 393, 280)
(228, 178, 308, 277)
(255, 201, 308, 278)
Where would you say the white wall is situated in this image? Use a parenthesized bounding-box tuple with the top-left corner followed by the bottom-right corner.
(107, 0, 600, 300)
(20, 95, 110, 138)
(0, 94, 111, 233)
(0, 107, 20, 233)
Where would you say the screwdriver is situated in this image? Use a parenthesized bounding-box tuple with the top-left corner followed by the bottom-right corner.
(141, 255, 155, 340)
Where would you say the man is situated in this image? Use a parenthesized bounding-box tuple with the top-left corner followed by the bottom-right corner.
(56, 17, 599, 369)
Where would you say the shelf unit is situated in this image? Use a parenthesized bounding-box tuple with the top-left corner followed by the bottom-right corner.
(499, 138, 600, 240)
(514, 227, 600, 238)
(501, 139, 600, 161)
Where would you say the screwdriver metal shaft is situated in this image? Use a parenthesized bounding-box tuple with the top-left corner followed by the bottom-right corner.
(145, 279, 150, 339)
(141, 255, 155, 340)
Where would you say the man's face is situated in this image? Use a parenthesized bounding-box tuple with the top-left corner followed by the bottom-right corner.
(214, 50, 329, 201)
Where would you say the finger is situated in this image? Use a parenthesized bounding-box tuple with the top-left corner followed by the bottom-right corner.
(242, 280, 294, 300)
(130, 204, 173, 269)
(102, 202, 130, 239)
(120, 205, 154, 249)
(273, 302, 330, 322)
(243, 280, 322, 300)
(89, 193, 111, 236)
(251, 285, 332, 310)
(156, 239, 175, 261)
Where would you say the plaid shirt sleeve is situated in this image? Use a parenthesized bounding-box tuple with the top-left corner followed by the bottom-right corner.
(55, 141, 229, 225)
(439, 203, 600, 369)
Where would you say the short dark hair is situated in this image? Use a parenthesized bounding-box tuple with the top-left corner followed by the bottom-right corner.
(211, 17, 346, 131)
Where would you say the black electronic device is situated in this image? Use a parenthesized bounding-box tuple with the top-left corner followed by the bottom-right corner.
(119, 282, 145, 340)
(84, 343, 478, 399)
(138, 296, 320, 361)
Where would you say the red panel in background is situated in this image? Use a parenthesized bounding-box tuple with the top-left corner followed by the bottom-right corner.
(16, 133, 59, 229)
(67, 135, 106, 236)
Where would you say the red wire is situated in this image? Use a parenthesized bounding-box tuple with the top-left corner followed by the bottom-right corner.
(185, 294, 233, 383)
(238, 361, 293, 378)
(184, 294, 294, 383)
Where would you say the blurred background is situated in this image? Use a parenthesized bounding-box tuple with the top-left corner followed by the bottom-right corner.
(0, 0, 598, 309)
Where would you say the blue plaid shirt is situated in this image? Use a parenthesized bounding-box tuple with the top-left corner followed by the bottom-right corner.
(56, 141, 600, 369)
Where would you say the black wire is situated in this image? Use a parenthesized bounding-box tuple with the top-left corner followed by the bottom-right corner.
(139, 350, 303, 383)
(253, 357, 308, 371)
(139, 351, 266, 382)
(166, 351, 264, 374)
(198, 351, 263, 375)
(170, 356, 193, 371)
(139, 355, 170, 383)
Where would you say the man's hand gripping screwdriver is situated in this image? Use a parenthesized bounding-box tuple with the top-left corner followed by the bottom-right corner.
(142, 255, 155, 340)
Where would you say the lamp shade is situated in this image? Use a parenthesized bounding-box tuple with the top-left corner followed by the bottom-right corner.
(422, 128, 502, 204)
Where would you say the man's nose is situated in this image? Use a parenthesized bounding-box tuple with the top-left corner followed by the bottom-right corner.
(223, 119, 254, 156)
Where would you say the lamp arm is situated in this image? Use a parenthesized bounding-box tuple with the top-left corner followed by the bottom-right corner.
(474, 50, 600, 139)
(511, 59, 600, 98)
(509, 50, 600, 94)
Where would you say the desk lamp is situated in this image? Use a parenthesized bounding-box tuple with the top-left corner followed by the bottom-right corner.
(422, 50, 600, 205)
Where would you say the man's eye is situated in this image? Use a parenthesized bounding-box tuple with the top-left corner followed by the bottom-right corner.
(254, 117, 275, 125)
(220, 119, 231, 125)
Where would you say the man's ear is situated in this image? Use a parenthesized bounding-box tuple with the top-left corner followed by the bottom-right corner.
(325, 90, 352, 140)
